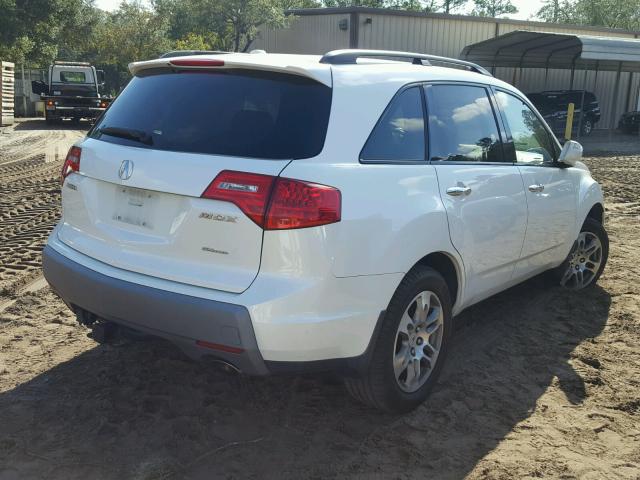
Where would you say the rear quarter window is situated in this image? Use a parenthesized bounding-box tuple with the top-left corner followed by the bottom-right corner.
(90, 69, 332, 160)
(360, 87, 426, 162)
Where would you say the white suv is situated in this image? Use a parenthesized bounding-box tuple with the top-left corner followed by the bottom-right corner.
(43, 50, 608, 412)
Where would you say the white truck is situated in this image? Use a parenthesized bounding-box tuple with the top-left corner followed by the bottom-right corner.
(31, 61, 112, 124)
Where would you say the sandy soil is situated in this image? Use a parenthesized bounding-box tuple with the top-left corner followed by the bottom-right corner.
(0, 119, 638, 479)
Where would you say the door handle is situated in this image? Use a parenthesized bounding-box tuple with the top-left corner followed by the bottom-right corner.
(528, 184, 545, 193)
(446, 186, 472, 197)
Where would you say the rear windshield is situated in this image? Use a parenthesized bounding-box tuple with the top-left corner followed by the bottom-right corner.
(90, 69, 332, 159)
(60, 71, 87, 83)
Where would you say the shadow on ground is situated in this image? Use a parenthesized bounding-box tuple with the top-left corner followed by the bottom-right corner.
(0, 275, 611, 479)
(12, 118, 92, 132)
(579, 129, 640, 156)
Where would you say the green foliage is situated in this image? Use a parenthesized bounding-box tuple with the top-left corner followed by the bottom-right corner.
(322, 0, 442, 10)
(0, 0, 99, 64)
(441, 0, 467, 14)
(471, 0, 517, 17)
(91, 1, 172, 68)
(323, 0, 384, 7)
(174, 33, 216, 51)
(536, 0, 640, 30)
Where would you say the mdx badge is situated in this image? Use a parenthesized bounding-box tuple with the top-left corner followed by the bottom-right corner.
(199, 212, 238, 223)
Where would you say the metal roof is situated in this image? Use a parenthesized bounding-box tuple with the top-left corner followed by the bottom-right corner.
(461, 30, 640, 72)
(286, 7, 640, 37)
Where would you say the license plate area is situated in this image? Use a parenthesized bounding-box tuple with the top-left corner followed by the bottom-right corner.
(113, 186, 156, 229)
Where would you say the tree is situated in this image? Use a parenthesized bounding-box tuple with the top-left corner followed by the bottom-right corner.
(535, 0, 640, 30)
(0, 0, 101, 65)
(89, 1, 174, 86)
(323, 0, 385, 7)
(537, 0, 562, 22)
(154, 0, 314, 53)
(471, 0, 517, 17)
(441, 0, 467, 14)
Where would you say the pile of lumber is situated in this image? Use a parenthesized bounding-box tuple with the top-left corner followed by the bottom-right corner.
(1, 61, 15, 126)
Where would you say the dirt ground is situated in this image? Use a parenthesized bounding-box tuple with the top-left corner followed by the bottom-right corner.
(0, 119, 638, 480)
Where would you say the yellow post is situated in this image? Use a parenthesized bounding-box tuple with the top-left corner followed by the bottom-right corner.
(564, 102, 575, 140)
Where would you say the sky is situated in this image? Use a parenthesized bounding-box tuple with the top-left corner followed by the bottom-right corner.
(94, 0, 545, 21)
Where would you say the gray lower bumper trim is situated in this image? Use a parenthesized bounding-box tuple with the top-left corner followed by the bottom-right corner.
(42, 245, 268, 375)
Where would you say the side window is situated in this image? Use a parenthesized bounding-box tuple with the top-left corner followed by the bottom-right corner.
(495, 91, 557, 165)
(425, 84, 503, 163)
(361, 87, 425, 162)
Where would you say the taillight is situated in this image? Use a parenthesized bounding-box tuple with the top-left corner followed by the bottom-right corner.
(202, 171, 276, 226)
(265, 178, 341, 230)
(61, 146, 81, 183)
(170, 59, 225, 67)
(201, 170, 341, 230)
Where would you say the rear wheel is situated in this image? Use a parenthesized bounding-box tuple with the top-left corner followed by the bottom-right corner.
(580, 118, 593, 136)
(553, 217, 608, 289)
(345, 266, 453, 413)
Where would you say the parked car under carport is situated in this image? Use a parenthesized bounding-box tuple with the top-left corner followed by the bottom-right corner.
(527, 90, 600, 137)
(619, 110, 640, 134)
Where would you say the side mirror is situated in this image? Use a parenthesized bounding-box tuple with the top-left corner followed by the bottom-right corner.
(96, 69, 105, 86)
(558, 140, 582, 167)
(31, 80, 47, 95)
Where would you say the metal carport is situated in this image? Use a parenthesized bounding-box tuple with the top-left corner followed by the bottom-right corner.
(461, 30, 640, 137)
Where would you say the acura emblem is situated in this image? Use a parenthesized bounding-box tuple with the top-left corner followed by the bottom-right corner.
(118, 160, 134, 180)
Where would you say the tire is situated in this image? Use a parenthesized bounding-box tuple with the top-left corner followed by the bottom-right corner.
(580, 118, 593, 136)
(345, 266, 453, 413)
(552, 217, 609, 289)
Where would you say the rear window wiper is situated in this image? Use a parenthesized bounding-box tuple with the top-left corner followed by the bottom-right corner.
(98, 126, 153, 146)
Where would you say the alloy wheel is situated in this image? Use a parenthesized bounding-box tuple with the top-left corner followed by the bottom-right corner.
(393, 291, 444, 393)
(561, 231, 603, 289)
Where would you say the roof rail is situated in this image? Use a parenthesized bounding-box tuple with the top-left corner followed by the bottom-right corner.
(319, 49, 492, 76)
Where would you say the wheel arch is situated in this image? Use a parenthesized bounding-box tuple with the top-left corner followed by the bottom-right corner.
(584, 202, 604, 226)
(413, 251, 462, 310)
(575, 176, 605, 240)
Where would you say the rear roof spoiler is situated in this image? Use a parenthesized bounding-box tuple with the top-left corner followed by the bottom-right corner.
(129, 54, 333, 87)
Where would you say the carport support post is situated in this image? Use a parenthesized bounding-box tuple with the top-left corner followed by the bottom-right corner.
(577, 68, 587, 139)
(543, 67, 549, 90)
(570, 65, 575, 89)
(624, 71, 633, 115)
(609, 62, 622, 140)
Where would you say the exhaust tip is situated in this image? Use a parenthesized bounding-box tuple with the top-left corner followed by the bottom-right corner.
(204, 357, 242, 375)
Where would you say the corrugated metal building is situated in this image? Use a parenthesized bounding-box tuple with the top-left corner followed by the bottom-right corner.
(253, 7, 640, 130)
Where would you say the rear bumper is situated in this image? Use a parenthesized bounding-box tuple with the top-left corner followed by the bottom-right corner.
(42, 245, 269, 375)
(46, 107, 105, 118)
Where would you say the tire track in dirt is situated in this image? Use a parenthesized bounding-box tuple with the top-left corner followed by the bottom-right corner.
(0, 121, 86, 295)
